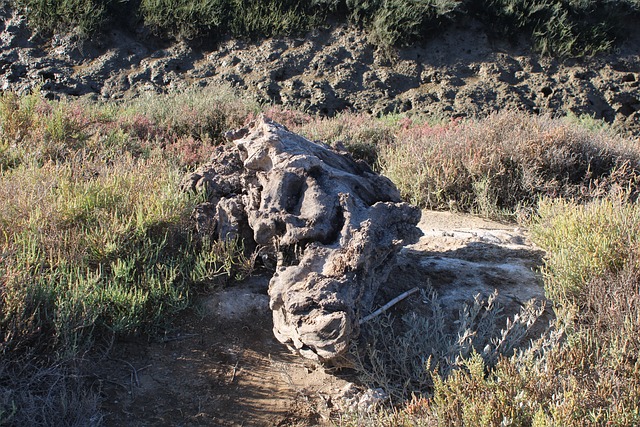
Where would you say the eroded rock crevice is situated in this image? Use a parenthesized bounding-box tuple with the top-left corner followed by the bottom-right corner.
(184, 117, 421, 365)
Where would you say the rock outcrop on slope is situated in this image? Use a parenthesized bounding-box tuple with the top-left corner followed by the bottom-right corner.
(1, 5, 639, 136)
(184, 117, 421, 365)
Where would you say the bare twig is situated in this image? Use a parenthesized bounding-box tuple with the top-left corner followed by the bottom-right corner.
(117, 359, 140, 388)
(101, 378, 129, 391)
(269, 355, 295, 387)
(230, 360, 240, 383)
(359, 287, 420, 325)
(162, 333, 199, 343)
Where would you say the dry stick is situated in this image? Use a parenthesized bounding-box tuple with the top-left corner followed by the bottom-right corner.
(162, 333, 199, 343)
(359, 287, 420, 325)
(119, 359, 139, 387)
(101, 379, 129, 391)
(230, 360, 240, 383)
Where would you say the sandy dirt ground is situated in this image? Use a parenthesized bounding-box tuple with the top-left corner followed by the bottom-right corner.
(97, 275, 351, 426)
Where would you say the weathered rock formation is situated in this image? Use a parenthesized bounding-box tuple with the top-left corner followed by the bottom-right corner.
(183, 117, 421, 365)
(2, 5, 639, 136)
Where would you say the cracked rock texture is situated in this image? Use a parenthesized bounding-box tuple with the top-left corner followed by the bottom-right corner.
(1, 5, 639, 136)
(184, 117, 421, 365)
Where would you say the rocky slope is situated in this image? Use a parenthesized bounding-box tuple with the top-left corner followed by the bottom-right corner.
(1, 6, 639, 136)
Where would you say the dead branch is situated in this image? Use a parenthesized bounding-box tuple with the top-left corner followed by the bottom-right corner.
(359, 287, 420, 325)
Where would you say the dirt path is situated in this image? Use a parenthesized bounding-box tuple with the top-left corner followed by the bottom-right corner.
(96, 210, 547, 426)
(97, 275, 351, 427)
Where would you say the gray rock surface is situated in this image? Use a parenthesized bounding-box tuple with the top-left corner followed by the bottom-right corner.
(184, 117, 421, 364)
(1, 5, 639, 136)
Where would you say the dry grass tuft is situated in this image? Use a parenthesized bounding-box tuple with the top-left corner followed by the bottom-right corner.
(381, 111, 640, 220)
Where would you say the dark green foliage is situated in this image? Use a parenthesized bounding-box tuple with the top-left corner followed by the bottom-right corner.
(139, 0, 228, 39)
(14, 0, 110, 35)
(140, 0, 324, 40)
(368, 0, 462, 48)
(9, 0, 640, 54)
(470, 0, 638, 56)
(345, 0, 382, 24)
(226, 0, 319, 39)
(346, 0, 462, 48)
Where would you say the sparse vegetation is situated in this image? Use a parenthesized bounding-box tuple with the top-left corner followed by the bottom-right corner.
(532, 196, 640, 304)
(347, 0, 462, 49)
(13, 0, 109, 36)
(9, 0, 640, 55)
(343, 198, 640, 426)
(2, 86, 640, 425)
(352, 289, 546, 402)
(382, 111, 640, 220)
(271, 106, 640, 425)
(274, 109, 640, 221)
(139, 0, 324, 40)
(0, 87, 255, 425)
(471, 0, 630, 56)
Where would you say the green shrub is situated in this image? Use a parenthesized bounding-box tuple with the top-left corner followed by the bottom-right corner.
(140, 0, 323, 39)
(14, 0, 110, 35)
(310, 0, 342, 11)
(228, 0, 320, 39)
(0, 88, 258, 425)
(10, 0, 640, 54)
(0, 88, 259, 352)
(471, 0, 630, 56)
(532, 197, 640, 304)
(345, 0, 461, 49)
(139, 0, 228, 39)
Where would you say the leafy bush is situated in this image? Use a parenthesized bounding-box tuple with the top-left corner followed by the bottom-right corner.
(140, 0, 323, 39)
(368, 0, 461, 49)
(344, 0, 462, 49)
(470, 0, 637, 56)
(10, 0, 640, 54)
(0, 88, 257, 350)
(532, 197, 640, 306)
(139, 0, 228, 40)
(228, 0, 320, 39)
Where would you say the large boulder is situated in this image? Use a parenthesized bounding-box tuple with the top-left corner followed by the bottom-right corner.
(184, 117, 421, 365)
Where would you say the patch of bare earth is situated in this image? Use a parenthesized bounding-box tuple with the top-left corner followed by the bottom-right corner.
(97, 274, 350, 426)
(96, 210, 547, 426)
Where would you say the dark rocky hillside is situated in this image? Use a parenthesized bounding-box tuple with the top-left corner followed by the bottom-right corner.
(1, 5, 639, 136)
